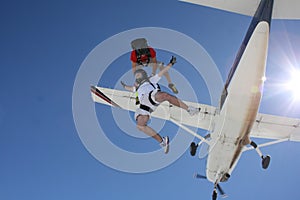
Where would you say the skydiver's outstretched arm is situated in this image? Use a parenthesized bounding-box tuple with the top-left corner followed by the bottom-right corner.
(121, 81, 135, 92)
(157, 56, 176, 78)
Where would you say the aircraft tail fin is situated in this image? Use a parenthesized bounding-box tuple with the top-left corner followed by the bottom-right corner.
(180, 0, 300, 19)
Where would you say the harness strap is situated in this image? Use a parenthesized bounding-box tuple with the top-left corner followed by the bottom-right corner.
(148, 91, 159, 106)
(149, 82, 161, 91)
(140, 104, 153, 113)
(147, 82, 161, 106)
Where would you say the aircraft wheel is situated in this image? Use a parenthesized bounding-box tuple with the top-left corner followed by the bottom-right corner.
(212, 189, 217, 200)
(190, 142, 197, 156)
(262, 155, 271, 169)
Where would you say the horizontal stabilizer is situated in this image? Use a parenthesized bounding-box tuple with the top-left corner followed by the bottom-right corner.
(180, 0, 300, 19)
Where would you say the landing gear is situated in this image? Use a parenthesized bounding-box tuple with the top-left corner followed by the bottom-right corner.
(212, 183, 227, 200)
(194, 174, 227, 200)
(190, 134, 210, 156)
(262, 155, 271, 169)
(190, 142, 198, 156)
(212, 189, 218, 200)
(250, 141, 271, 169)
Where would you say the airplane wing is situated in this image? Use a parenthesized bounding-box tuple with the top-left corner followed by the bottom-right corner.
(180, 0, 300, 19)
(91, 86, 300, 142)
(91, 86, 217, 131)
(250, 113, 300, 142)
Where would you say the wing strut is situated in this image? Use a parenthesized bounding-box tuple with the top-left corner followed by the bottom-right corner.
(170, 117, 210, 145)
(242, 138, 289, 152)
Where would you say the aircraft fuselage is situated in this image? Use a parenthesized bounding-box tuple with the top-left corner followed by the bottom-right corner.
(206, 0, 273, 183)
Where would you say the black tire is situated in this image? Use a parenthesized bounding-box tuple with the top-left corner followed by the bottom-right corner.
(262, 155, 271, 169)
(212, 190, 217, 200)
(190, 142, 197, 156)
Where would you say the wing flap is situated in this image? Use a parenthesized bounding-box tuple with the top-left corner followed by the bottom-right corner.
(251, 113, 300, 141)
(91, 86, 217, 131)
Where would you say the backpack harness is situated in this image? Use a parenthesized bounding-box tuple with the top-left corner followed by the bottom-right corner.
(135, 48, 151, 65)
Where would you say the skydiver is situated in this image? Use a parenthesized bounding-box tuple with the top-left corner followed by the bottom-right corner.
(130, 38, 178, 94)
(121, 56, 200, 153)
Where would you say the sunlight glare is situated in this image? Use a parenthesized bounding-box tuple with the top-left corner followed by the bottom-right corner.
(285, 69, 300, 100)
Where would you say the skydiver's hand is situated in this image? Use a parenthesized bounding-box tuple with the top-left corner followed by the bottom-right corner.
(149, 72, 155, 78)
(168, 56, 176, 66)
(121, 81, 127, 88)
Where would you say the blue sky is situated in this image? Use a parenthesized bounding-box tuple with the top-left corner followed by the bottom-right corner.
(1, 0, 300, 200)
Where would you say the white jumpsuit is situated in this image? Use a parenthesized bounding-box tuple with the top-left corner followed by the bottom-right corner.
(134, 74, 161, 120)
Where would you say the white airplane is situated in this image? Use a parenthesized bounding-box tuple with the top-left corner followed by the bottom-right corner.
(91, 0, 300, 199)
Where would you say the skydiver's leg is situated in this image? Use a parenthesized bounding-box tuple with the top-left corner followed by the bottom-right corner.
(135, 112, 170, 153)
(155, 91, 200, 116)
(155, 91, 189, 110)
(136, 114, 163, 143)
